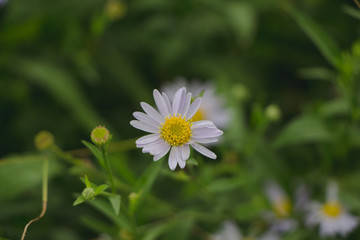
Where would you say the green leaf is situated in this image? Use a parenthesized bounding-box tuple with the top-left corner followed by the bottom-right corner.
(272, 115, 332, 149)
(82, 140, 105, 168)
(206, 178, 243, 193)
(84, 175, 92, 188)
(131, 158, 164, 214)
(16, 58, 105, 130)
(108, 194, 121, 215)
(95, 184, 109, 195)
(0, 155, 62, 202)
(73, 195, 86, 206)
(186, 158, 198, 166)
(289, 8, 341, 68)
(343, 5, 360, 20)
(225, 2, 256, 47)
(87, 198, 130, 229)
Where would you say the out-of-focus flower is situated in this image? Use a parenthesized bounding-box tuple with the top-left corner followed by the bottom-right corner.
(34, 131, 54, 151)
(306, 182, 358, 237)
(265, 104, 281, 122)
(211, 221, 242, 240)
(105, 0, 126, 20)
(130, 88, 223, 170)
(211, 221, 280, 240)
(0, 0, 7, 6)
(264, 181, 297, 233)
(162, 77, 231, 129)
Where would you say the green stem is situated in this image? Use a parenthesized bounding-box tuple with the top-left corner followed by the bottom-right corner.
(102, 145, 116, 194)
(21, 157, 49, 240)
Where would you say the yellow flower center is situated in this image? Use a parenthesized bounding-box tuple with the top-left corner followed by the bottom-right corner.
(322, 202, 342, 217)
(273, 198, 292, 218)
(160, 114, 192, 146)
(192, 108, 206, 122)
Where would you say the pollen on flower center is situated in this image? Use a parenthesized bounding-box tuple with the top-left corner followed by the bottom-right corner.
(273, 198, 292, 218)
(160, 114, 192, 146)
(322, 202, 342, 217)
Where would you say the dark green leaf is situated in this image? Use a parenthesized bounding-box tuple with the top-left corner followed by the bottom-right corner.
(73, 196, 86, 206)
(108, 194, 121, 215)
(82, 140, 105, 168)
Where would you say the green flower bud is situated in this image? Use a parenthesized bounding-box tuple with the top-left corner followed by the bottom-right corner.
(232, 83, 249, 102)
(34, 131, 54, 151)
(91, 126, 111, 146)
(265, 104, 281, 122)
(82, 187, 96, 200)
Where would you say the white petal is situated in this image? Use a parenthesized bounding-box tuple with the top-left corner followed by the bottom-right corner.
(168, 147, 177, 170)
(180, 144, 190, 161)
(162, 92, 172, 114)
(133, 112, 159, 128)
(180, 93, 192, 116)
(172, 87, 186, 115)
(140, 102, 164, 123)
(135, 134, 160, 145)
(186, 97, 202, 119)
(141, 138, 164, 152)
(153, 89, 169, 117)
(192, 128, 223, 138)
(191, 120, 217, 129)
(130, 120, 158, 133)
(143, 139, 168, 155)
(191, 142, 217, 159)
(153, 144, 171, 161)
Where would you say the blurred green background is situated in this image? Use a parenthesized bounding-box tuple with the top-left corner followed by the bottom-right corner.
(1, 0, 360, 239)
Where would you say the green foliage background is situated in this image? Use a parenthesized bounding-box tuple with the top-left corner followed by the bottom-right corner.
(1, 0, 360, 239)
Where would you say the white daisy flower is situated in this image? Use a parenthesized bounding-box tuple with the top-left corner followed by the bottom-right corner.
(264, 181, 297, 233)
(162, 77, 231, 129)
(306, 182, 358, 237)
(211, 221, 280, 240)
(130, 87, 223, 170)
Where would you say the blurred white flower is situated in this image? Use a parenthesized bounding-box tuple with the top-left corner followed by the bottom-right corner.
(264, 181, 297, 233)
(130, 87, 223, 170)
(211, 221, 280, 240)
(162, 77, 231, 129)
(211, 221, 242, 240)
(0, 0, 7, 6)
(306, 182, 358, 237)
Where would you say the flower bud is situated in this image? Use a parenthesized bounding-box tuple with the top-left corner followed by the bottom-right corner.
(34, 131, 54, 151)
(82, 188, 96, 200)
(105, 0, 126, 20)
(91, 126, 111, 146)
(232, 83, 248, 102)
(265, 104, 281, 122)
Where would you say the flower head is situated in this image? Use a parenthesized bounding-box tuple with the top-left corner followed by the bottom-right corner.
(130, 87, 223, 170)
(306, 182, 358, 237)
(264, 181, 297, 233)
(91, 126, 111, 146)
(162, 78, 231, 129)
(211, 221, 280, 240)
(34, 130, 54, 151)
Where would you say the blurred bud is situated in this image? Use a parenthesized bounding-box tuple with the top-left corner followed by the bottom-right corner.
(82, 188, 96, 200)
(352, 41, 360, 58)
(119, 229, 133, 240)
(91, 126, 111, 146)
(129, 192, 139, 208)
(105, 0, 126, 20)
(265, 104, 281, 122)
(34, 131, 54, 151)
(232, 83, 248, 102)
